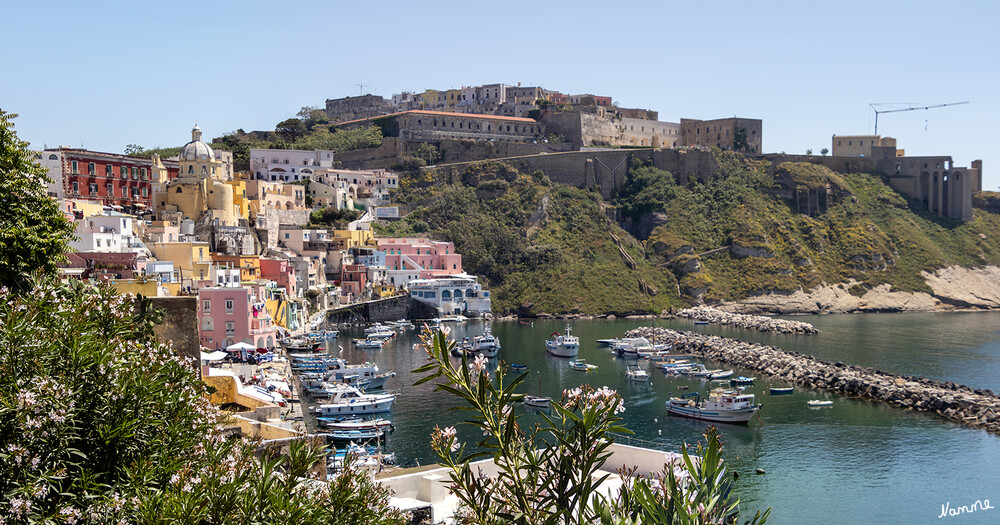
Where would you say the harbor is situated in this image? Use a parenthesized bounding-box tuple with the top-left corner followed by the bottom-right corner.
(285, 312, 1000, 524)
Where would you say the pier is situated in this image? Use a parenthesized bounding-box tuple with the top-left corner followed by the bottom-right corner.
(628, 326, 1000, 433)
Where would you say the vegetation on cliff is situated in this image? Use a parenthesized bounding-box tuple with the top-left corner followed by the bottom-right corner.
(390, 161, 682, 316)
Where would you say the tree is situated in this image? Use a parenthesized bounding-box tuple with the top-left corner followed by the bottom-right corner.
(415, 143, 441, 166)
(0, 277, 404, 524)
(732, 127, 750, 153)
(276, 118, 307, 143)
(297, 106, 331, 131)
(806, 149, 813, 155)
(820, 147, 829, 156)
(124, 143, 145, 156)
(0, 109, 77, 292)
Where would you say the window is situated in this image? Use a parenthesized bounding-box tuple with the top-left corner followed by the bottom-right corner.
(225, 299, 234, 313)
(88, 183, 98, 194)
(203, 300, 211, 314)
(106, 164, 113, 176)
(141, 187, 147, 197)
(107, 183, 113, 196)
(72, 182, 79, 193)
(225, 321, 235, 337)
(88, 162, 95, 175)
(201, 317, 213, 331)
(140, 168, 146, 179)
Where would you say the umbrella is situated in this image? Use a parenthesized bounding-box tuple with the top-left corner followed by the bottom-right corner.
(200, 350, 228, 361)
(227, 342, 255, 352)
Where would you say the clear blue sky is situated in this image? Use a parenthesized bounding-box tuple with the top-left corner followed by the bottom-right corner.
(4, 0, 998, 188)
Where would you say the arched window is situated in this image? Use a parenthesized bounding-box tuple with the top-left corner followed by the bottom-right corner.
(187, 166, 194, 174)
(467, 288, 476, 297)
(175, 187, 182, 193)
(453, 289, 463, 298)
(201, 166, 208, 175)
(441, 290, 451, 300)
(48, 154, 58, 160)
(201, 317, 214, 331)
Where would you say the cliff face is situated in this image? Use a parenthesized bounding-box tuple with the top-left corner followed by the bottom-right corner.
(391, 153, 1000, 315)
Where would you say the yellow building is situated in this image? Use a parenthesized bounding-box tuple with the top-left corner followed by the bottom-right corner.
(212, 254, 261, 282)
(264, 287, 289, 329)
(445, 89, 462, 109)
(112, 278, 160, 296)
(225, 179, 251, 220)
(152, 126, 240, 226)
(418, 90, 441, 109)
(331, 229, 374, 250)
(150, 241, 212, 282)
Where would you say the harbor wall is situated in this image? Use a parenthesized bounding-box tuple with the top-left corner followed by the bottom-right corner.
(627, 326, 1000, 433)
(326, 295, 438, 325)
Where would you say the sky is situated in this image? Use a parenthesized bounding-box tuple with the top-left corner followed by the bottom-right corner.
(3, 0, 999, 188)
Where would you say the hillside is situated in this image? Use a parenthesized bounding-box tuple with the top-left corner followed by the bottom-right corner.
(386, 151, 1000, 315)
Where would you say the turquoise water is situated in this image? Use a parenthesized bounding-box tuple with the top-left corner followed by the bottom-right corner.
(323, 313, 1000, 524)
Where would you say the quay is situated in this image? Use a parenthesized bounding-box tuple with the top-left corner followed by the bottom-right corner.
(628, 326, 1000, 433)
(676, 305, 818, 334)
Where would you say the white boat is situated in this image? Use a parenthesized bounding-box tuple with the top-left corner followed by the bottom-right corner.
(596, 338, 620, 347)
(354, 338, 386, 350)
(614, 337, 655, 357)
(666, 389, 761, 424)
(440, 314, 468, 323)
(807, 400, 833, 407)
(365, 323, 395, 335)
(546, 326, 580, 357)
(523, 395, 551, 409)
(470, 329, 501, 358)
(320, 417, 394, 432)
(625, 365, 650, 382)
(709, 370, 734, 380)
(310, 386, 396, 416)
(569, 358, 597, 372)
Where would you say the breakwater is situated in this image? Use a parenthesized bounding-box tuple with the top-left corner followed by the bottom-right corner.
(676, 305, 818, 334)
(627, 326, 1000, 433)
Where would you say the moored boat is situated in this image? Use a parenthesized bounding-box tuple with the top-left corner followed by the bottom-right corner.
(625, 365, 650, 382)
(708, 370, 734, 380)
(807, 399, 833, 407)
(309, 386, 396, 416)
(665, 389, 761, 424)
(354, 338, 386, 350)
(523, 395, 551, 409)
(569, 358, 597, 372)
(730, 376, 755, 386)
(470, 328, 501, 358)
(770, 387, 794, 395)
(546, 326, 580, 357)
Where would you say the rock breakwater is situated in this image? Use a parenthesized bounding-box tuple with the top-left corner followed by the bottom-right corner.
(627, 326, 1000, 433)
(677, 305, 818, 334)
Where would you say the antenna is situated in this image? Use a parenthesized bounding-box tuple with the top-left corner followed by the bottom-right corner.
(355, 83, 371, 95)
(869, 101, 969, 134)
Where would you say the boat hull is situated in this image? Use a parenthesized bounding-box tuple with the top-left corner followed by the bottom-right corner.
(313, 398, 395, 416)
(546, 342, 579, 358)
(665, 402, 760, 424)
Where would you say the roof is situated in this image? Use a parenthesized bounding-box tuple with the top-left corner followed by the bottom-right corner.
(334, 109, 537, 127)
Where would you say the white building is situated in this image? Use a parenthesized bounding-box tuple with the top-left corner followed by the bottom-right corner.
(69, 213, 149, 255)
(308, 169, 355, 210)
(208, 264, 242, 288)
(145, 261, 176, 283)
(37, 149, 65, 199)
(408, 275, 491, 317)
(249, 149, 336, 182)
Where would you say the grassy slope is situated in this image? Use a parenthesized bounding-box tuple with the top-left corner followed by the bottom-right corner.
(642, 152, 1000, 301)
(394, 167, 681, 315)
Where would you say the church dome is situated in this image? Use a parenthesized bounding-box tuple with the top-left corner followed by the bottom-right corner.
(179, 125, 216, 162)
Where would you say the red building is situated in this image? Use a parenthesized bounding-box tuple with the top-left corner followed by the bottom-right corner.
(42, 147, 179, 212)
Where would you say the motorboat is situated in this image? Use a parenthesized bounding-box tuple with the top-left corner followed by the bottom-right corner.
(310, 386, 396, 416)
(470, 329, 501, 358)
(770, 387, 794, 395)
(281, 338, 322, 352)
(546, 326, 580, 357)
(387, 319, 414, 329)
(625, 365, 650, 382)
(596, 338, 620, 347)
(523, 395, 551, 409)
(440, 314, 468, 323)
(708, 370, 734, 380)
(319, 417, 394, 433)
(639, 349, 676, 361)
(569, 358, 597, 372)
(666, 389, 761, 424)
(354, 338, 386, 350)
(323, 428, 385, 442)
(807, 400, 833, 407)
(730, 376, 755, 386)
(509, 363, 529, 372)
(614, 337, 655, 357)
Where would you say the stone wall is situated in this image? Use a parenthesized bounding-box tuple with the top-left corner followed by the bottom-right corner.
(326, 295, 438, 324)
(330, 138, 573, 171)
(149, 296, 199, 367)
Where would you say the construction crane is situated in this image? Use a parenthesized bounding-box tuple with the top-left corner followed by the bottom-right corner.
(869, 101, 968, 134)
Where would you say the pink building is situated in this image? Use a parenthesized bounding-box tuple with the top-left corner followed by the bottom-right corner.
(260, 258, 297, 298)
(199, 285, 278, 351)
(376, 238, 463, 286)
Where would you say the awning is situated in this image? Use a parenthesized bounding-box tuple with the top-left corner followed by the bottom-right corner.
(200, 350, 228, 361)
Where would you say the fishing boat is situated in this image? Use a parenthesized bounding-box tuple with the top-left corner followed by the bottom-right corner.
(545, 326, 580, 357)
(769, 387, 794, 395)
(730, 376, 755, 386)
(281, 338, 323, 352)
(807, 400, 833, 407)
(665, 389, 761, 424)
(569, 358, 597, 372)
(708, 370, 734, 380)
(309, 386, 396, 416)
(470, 328, 501, 358)
(625, 365, 650, 382)
(354, 338, 386, 350)
(523, 395, 551, 409)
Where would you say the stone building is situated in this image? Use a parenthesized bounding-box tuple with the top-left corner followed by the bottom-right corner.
(832, 135, 901, 158)
(335, 110, 542, 143)
(324, 94, 393, 122)
(541, 111, 680, 149)
(680, 117, 762, 153)
(39, 147, 179, 212)
(153, 126, 240, 227)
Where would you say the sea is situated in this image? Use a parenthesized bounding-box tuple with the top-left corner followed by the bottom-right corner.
(317, 312, 1000, 524)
